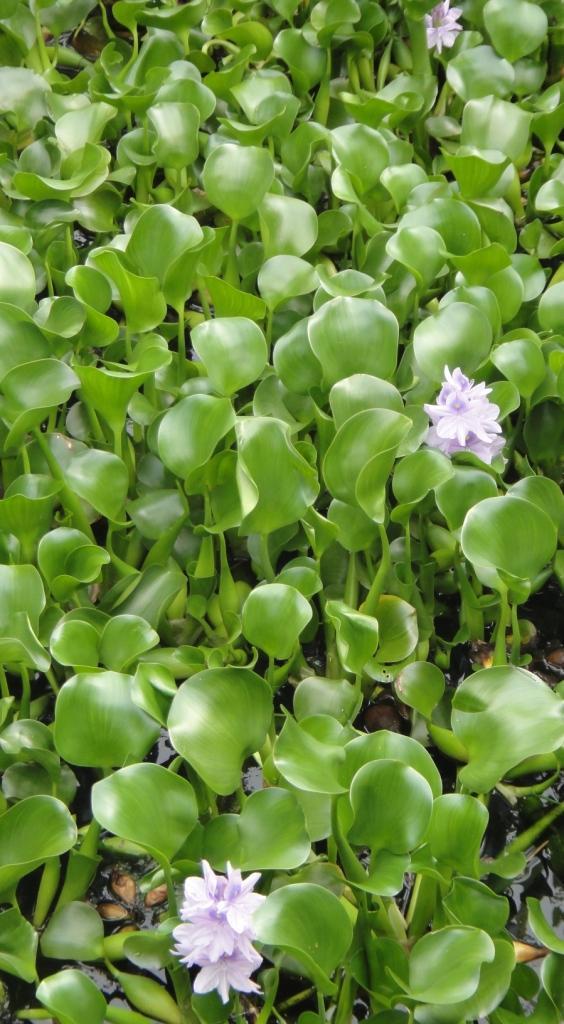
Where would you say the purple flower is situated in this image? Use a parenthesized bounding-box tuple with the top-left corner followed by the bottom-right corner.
(425, 1, 463, 54)
(424, 366, 505, 465)
(193, 949, 263, 1004)
(172, 861, 265, 1004)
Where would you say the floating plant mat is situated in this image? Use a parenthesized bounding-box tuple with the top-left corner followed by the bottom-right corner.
(0, 0, 563, 1022)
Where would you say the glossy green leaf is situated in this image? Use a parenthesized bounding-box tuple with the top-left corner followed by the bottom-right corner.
(0, 907, 38, 981)
(242, 583, 312, 659)
(158, 395, 235, 481)
(414, 303, 493, 382)
(191, 317, 267, 395)
(41, 901, 104, 962)
(236, 416, 319, 533)
(37, 969, 106, 1024)
(202, 144, 274, 220)
(204, 787, 310, 870)
(308, 297, 398, 387)
(168, 667, 272, 795)
(0, 795, 77, 895)
(92, 763, 197, 862)
(54, 671, 160, 767)
(452, 666, 564, 791)
(484, 0, 548, 62)
(259, 193, 318, 257)
(428, 794, 488, 877)
(461, 495, 557, 588)
(395, 661, 445, 718)
(254, 883, 353, 994)
(408, 927, 496, 1005)
(349, 759, 434, 853)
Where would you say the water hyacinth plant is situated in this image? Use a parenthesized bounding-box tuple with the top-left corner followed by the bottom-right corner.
(0, 0, 562, 1022)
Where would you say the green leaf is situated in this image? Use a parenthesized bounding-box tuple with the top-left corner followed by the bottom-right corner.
(395, 661, 445, 718)
(452, 666, 564, 792)
(308, 297, 398, 387)
(41, 902, 104, 962)
(461, 96, 532, 162)
(461, 495, 557, 589)
(168, 667, 273, 795)
(259, 193, 318, 257)
(325, 600, 379, 674)
(427, 795, 489, 877)
(527, 898, 564, 954)
(204, 787, 310, 870)
(89, 248, 166, 334)
(273, 714, 348, 794)
(236, 416, 319, 534)
(148, 101, 200, 169)
(92, 763, 197, 862)
(158, 395, 235, 481)
(0, 796, 77, 896)
(258, 255, 318, 310)
(414, 303, 493, 383)
(254, 883, 353, 994)
(349, 759, 434, 854)
(0, 907, 38, 981)
(37, 969, 106, 1024)
(191, 317, 267, 395)
(62, 447, 128, 522)
(242, 583, 312, 659)
(0, 241, 36, 311)
(54, 672, 160, 768)
(374, 596, 418, 663)
(202, 144, 274, 220)
(408, 927, 496, 1005)
(484, 0, 548, 62)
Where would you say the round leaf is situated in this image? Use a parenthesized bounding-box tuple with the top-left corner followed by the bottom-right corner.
(202, 144, 274, 220)
(92, 763, 197, 862)
(242, 583, 312, 659)
(409, 927, 495, 1005)
(191, 317, 267, 395)
(414, 303, 493, 382)
(54, 672, 160, 767)
(254, 883, 353, 994)
(349, 760, 434, 854)
(168, 667, 273, 795)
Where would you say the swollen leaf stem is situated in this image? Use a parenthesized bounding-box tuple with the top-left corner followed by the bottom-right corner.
(361, 523, 390, 616)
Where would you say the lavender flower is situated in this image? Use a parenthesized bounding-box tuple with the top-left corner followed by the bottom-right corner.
(424, 366, 505, 465)
(425, 2, 463, 54)
(172, 861, 265, 1004)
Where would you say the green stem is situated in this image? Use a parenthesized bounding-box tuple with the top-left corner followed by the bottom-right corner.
(493, 589, 510, 666)
(98, 0, 116, 39)
(81, 818, 101, 860)
(260, 533, 275, 582)
(344, 552, 358, 608)
(34, 8, 50, 71)
(278, 986, 315, 1012)
(317, 992, 326, 1021)
(506, 802, 564, 856)
(177, 306, 186, 384)
(360, 524, 390, 616)
(105, 1009, 160, 1024)
(0, 665, 9, 699)
(197, 277, 212, 319)
(406, 16, 431, 77)
(160, 856, 178, 917)
(510, 602, 521, 664)
(20, 666, 30, 719)
(33, 429, 94, 540)
(404, 516, 413, 586)
(33, 857, 61, 927)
